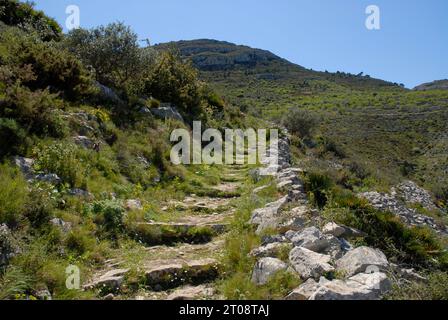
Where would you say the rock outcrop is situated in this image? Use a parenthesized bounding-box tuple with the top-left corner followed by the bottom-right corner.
(249, 130, 394, 300)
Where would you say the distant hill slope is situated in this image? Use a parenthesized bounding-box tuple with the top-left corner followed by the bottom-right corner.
(156, 39, 448, 197)
(414, 79, 448, 91)
(155, 39, 398, 89)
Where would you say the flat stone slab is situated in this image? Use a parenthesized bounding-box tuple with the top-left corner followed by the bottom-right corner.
(145, 258, 221, 290)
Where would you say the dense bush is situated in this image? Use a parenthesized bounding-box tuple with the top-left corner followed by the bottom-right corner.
(65, 22, 153, 92)
(0, 27, 94, 100)
(0, 0, 62, 41)
(0, 163, 28, 226)
(90, 200, 124, 238)
(143, 50, 204, 118)
(282, 108, 319, 139)
(304, 171, 333, 208)
(33, 143, 88, 188)
(0, 118, 26, 157)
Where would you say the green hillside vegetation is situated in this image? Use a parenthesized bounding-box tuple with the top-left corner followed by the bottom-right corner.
(167, 39, 448, 203)
(1, 3, 447, 301)
(0, 2, 248, 299)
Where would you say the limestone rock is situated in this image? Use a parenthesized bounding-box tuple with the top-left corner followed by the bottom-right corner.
(309, 272, 391, 300)
(73, 136, 95, 149)
(0, 224, 19, 270)
(251, 257, 288, 285)
(84, 269, 129, 291)
(125, 199, 143, 211)
(285, 278, 320, 300)
(289, 227, 341, 255)
(35, 173, 62, 185)
(13, 156, 34, 179)
(50, 218, 72, 233)
(322, 222, 365, 239)
(151, 104, 184, 122)
(336, 246, 389, 277)
(289, 247, 334, 280)
(249, 242, 293, 258)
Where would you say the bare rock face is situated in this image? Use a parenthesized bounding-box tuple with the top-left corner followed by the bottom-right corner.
(249, 196, 289, 234)
(13, 156, 35, 179)
(251, 257, 288, 285)
(166, 285, 216, 300)
(336, 246, 389, 277)
(289, 247, 334, 280)
(145, 259, 220, 290)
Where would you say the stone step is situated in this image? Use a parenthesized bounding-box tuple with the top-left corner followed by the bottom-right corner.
(144, 258, 221, 291)
(131, 216, 230, 245)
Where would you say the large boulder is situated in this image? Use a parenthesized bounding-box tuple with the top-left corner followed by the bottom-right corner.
(251, 257, 288, 285)
(95, 82, 123, 105)
(289, 247, 334, 280)
(336, 246, 389, 277)
(309, 272, 391, 300)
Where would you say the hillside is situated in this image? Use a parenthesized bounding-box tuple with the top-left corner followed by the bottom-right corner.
(163, 39, 448, 199)
(414, 79, 448, 91)
(1, 2, 448, 302)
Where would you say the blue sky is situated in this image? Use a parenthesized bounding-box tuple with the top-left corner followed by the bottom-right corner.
(34, 0, 447, 88)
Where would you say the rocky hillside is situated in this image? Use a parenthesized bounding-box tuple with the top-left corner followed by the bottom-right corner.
(1, 1, 447, 301)
(414, 79, 448, 91)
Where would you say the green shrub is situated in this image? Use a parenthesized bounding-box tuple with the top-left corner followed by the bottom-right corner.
(33, 142, 88, 188)
(65, 22, 152, 91)
(91, 199, 124, 235)
(0, 266, 32, 300)
(0, 26, 94, 100)
(0, 118, 26, 157)
(282, 108, 319, 138)
(143, 50, 204, 118)
(386, 272, 448, 300)
(304, 171, 333, 208)
(0, 0, 62, 41)
(0, 163, 28, 226)
(24, 187, 54, 228)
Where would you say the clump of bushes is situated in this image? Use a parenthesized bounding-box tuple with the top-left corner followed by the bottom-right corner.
(304, 171, 333, 208)
(0, 163, 28, 226)
(33, 142, 88, 188)
(0, 0, 62, 41)
(89, 200, 125, 238)
(282, 108, 319, 139)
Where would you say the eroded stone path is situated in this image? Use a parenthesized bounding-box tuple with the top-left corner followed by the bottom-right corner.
(84, 165, 247, 300)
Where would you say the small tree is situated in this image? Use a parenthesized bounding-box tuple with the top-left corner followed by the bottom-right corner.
(65, 22, 153, 90)
(282, 108, 319, 138)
